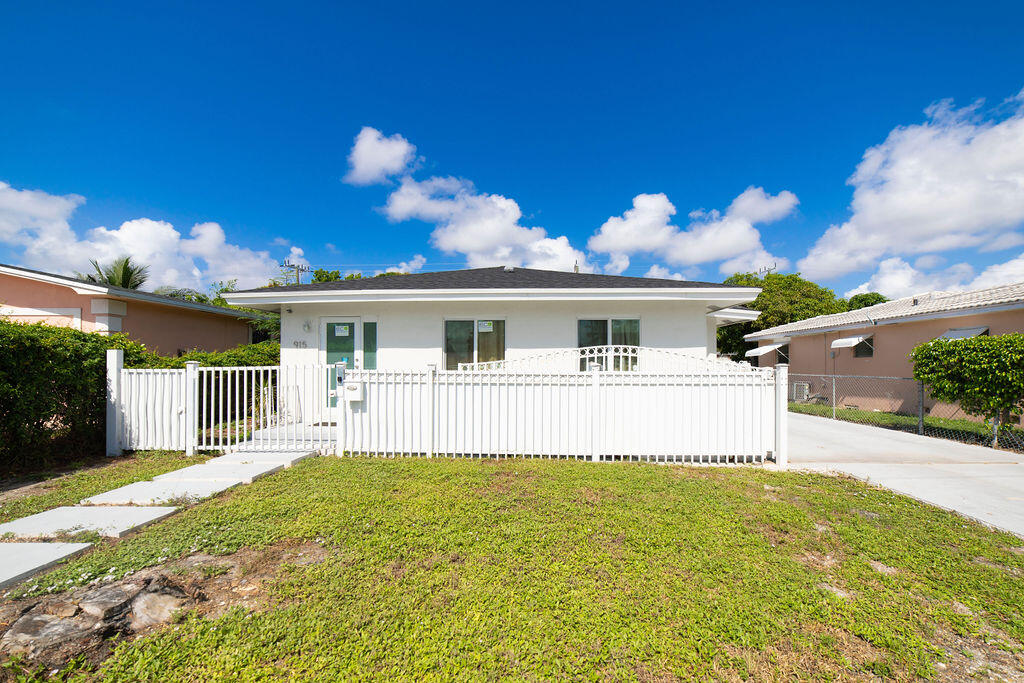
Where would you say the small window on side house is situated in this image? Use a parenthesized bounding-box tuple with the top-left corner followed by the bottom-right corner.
(854, 337, 874, 358)
(776, 344, 790, 364)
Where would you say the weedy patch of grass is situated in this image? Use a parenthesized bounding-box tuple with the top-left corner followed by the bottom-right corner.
(12, 458, 1024, 680)
(0, 450, 208, 523)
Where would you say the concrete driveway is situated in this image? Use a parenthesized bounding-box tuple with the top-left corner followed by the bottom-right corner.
(789, 412, 1024, 538)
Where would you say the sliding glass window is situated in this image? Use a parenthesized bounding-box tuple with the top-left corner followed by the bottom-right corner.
(444, 319, 505, 370)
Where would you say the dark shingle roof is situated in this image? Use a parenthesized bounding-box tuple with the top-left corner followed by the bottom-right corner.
(240, 267, 745, 293)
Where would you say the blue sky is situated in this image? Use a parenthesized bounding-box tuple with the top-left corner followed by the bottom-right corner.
(2, 0, 1024, 297)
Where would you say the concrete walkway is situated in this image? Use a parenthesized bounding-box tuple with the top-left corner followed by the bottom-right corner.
(0, 451, 312, 589)
(790, 413, 1024, 538)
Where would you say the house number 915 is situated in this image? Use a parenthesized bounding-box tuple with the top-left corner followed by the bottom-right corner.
(292, 340, 308, 348)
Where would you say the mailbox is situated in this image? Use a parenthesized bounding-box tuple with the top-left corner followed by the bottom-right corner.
(342, 381, 364, 402)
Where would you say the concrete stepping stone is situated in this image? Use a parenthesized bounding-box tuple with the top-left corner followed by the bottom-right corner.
(81, 479, 241, 506)
(0, 542, 92, 589)
(152, 461, 283, 484)
(0, 506, 176, 539)
(211, 451, 314, 467)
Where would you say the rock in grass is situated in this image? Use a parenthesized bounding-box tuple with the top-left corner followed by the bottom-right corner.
(79, 583, 144, 619)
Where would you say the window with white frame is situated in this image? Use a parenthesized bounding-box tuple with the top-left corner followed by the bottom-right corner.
(444, 319, 505, 370)
(577, 319, 640, 370)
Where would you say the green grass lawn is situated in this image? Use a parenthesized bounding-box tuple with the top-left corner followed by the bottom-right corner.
(8, 458, 1024, 680)
(0, 451, 207, 524)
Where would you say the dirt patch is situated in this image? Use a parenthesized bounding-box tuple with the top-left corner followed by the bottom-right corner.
(0, 539, 328, 674)
(798, 552, 839, 570)
(718, 624, 896, 681)
(579, 487, 616, 506)
(974, 557, 1023, 577)
(478, 465, 538, 498)
(931, 627, 1024, 681)
(868, 560, 899, 576)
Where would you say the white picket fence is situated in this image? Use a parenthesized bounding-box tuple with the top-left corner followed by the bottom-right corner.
(105, 348, 789, 466)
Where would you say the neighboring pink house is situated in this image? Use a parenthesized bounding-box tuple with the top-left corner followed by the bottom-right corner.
(0, 263, 258, 355)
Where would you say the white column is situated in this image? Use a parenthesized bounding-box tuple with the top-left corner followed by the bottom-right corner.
(184, 361, 199, 456)
(774, 363, 788, 468)
(106, 349, 124, 456)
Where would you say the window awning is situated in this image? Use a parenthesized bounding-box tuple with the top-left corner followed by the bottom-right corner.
(745, 342, 784, 358)
(831, 334, 871, 349)
(938, 326, 988, 340)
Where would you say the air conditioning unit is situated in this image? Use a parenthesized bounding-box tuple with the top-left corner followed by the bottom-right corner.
(792, 382, 810, 402)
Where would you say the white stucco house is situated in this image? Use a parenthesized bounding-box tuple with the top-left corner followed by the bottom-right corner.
(223, 266, 760, 371)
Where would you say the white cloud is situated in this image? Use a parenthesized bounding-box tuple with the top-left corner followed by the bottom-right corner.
(283, 245, 308, 266)
(846, 252, 1024, 298)
(800, 92, 1024, 280)
(343, 126, 417, 186)
(588, 186, 795, 275)
(377, 253, 426, 275)
(913, 254, 946, 270)
(0, 180, 279, 290)
(980, 232, 1024, 252)
(644, 264, 685, 280)
(271, 236, 290, 247)
(604, 253, 630, 275)
(381, 175, 590, 271)
(344, 127, 592, 272)
(969, 253, 1024, 289)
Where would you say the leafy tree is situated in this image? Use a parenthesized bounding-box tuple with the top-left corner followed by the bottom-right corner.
(344, 273, 364, 280)
(847, 292, 888, 310)
(911, 334, 1024, 447)
(717, 272, 848, 360)
(75, 256, 150, 289)
(153, 286, 212, 304)
(312, 269, 342, 282)
(208, 280, 238, 307)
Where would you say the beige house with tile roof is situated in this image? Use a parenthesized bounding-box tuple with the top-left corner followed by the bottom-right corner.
(744, 282, 1024, 422)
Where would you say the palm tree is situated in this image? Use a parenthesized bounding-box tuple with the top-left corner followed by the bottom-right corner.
(75, 256, 150, 289)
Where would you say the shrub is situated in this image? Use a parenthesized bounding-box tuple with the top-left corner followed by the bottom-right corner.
(911, 334, 1024, 447)
(0, 320, 279, 474)
(135, 340, 280, 369)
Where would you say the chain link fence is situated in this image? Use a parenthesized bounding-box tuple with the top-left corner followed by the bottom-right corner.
(788, 373, 1024, 452)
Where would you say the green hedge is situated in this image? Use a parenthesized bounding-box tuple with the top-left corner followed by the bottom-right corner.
(0, 320, 279, 474)
(911, 334, 1024, 447)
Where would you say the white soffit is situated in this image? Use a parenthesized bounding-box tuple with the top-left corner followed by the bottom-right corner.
(831, 334, 872, 349)
(938, 326, 988, 340)
(745, 342, 784, 357)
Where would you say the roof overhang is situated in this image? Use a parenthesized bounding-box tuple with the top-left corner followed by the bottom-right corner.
(0, 264, 262, 320)
(223, 287, 762, 311)
(830, 334, 872, 348)
(745, 342, 784, 358)
(745, 300, 1024, 341)
(938, 326, 988, 340)
(707, 306, 760, 326)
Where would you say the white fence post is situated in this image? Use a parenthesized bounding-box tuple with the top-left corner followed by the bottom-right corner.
(334, 362, 346, 456)
(106, 349, 123, 456)
(427, 363, 437, 458)
(774, 363, 789, 468)
(184, 361, 199, 456)
(589, 362, 601, 462)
